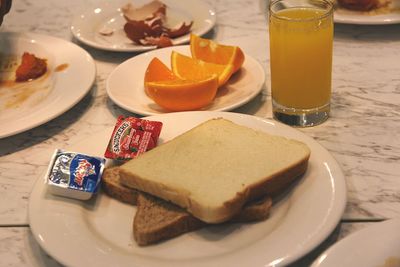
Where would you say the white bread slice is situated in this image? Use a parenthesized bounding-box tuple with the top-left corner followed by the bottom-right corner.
(119, 118, 310, 223)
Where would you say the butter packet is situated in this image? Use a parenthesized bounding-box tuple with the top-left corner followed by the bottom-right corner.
(46, 149, 105, 200)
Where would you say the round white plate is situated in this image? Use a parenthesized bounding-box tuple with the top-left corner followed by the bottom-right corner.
(71, 0, 216, 52)
(106, 45, 265, 115)
(0, 32, 95, 138)
(29, 111, 347, 267)
(312, 219, 400, 267)
(334, 2, 400, 24)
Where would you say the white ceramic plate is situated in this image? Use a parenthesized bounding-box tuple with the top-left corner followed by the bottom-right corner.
(29, 111, 347, 267)
(312, 219, 400, 267)
(334, 1, 400, 24)
(0, 32, 95, 138)
(71, 0, 216, 52)
(106, 45, 265, 115)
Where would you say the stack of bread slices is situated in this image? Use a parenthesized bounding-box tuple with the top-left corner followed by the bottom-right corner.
(102, 118, 311, 246)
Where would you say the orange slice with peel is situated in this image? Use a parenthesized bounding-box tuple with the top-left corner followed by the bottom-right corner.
(145, 75, 219, 111)
(170, 51, 234, 87)
(144, 57, 178, 96)
(144, 57, 178, 83)
(190, 34, 245, 73)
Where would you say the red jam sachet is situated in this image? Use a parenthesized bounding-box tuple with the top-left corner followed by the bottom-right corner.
(105, 116, 163, 160)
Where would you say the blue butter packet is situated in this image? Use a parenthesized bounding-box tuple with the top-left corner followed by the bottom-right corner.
(47, 149, 105, 200)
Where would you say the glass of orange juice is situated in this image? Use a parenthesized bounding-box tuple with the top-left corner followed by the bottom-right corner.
(269, 0, 334, 127)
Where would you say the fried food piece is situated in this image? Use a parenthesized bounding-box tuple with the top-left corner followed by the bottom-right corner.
(337, 0, 379, 11)
(15, 52, 47, 82)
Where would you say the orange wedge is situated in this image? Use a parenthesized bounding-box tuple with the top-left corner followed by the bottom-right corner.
(145, 75, 219, 111)
(144, 57, 178, 96)
(171, 51, 234, 87)
(190, 34, 245, 73)
(144, 57, 178, 83)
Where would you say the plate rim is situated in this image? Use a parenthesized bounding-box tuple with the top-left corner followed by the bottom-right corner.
(106, 45, 266, 115)
(312, 218, 400, 266)
(0, 31, 96, 139)
(334, 8, 400, 25)
(29, 111, 347, 267)
(70, 0, 217, 52)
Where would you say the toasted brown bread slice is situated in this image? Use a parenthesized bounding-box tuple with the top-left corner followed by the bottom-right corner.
(134, 193, 205, 246)
(134, 193, 272, 246)
(232, 196, 272, 222)
(101, 166, 139, 205)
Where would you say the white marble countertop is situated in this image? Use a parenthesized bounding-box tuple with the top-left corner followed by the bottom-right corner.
(1, 0, 400, 266)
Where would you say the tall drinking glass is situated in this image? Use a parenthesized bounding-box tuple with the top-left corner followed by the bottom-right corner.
(269, 0, 334, 127)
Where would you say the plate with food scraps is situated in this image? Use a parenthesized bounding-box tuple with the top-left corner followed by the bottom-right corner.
(333, 0, 400, 24)
(71, 0, 216, 52)
(106, 45, 265, 115)
(29, 111, 347, 267)
(312, 219, 400, 267)
(0, 32, 95, 139)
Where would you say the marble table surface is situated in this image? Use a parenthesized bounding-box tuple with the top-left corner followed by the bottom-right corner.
(0, 0, 399, 266)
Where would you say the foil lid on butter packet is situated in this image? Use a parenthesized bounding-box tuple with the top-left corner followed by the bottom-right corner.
(104, 116, 163, 160)
(46, 149, 105, 200)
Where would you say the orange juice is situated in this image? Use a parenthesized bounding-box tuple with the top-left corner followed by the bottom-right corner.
(269, 7, 333, 110)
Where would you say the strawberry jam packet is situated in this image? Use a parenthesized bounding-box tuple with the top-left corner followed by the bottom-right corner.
(105, 116, 163, 160)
